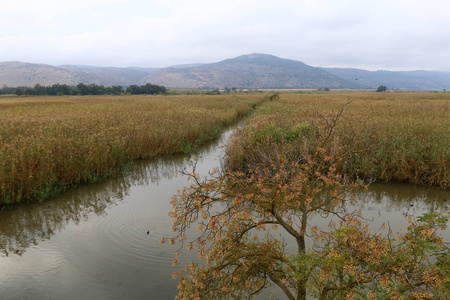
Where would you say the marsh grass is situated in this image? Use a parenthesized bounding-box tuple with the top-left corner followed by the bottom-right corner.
(0, 94, 263, 205)
(226, 92, 449, 188)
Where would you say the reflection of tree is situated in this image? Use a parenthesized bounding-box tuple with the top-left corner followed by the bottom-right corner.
(0, 181, 120, 257)
(128, 155, 187, 186)
(354, 183, 449, 213)
(0, 155, 188, 257)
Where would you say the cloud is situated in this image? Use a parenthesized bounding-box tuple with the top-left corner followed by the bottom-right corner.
(1, 0, 450, 70)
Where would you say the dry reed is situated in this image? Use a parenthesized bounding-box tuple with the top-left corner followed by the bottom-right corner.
(226, 92, 449, 188)
(0, 94, 263, 204)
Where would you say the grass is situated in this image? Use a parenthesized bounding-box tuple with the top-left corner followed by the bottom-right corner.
(0, 94, 264, 205)
(226, 92, 449, 188)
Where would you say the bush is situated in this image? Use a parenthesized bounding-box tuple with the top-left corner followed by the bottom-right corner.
(376, 85, 387, 92)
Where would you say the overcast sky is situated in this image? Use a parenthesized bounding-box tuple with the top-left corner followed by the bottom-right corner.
(1, 0, 449, 71)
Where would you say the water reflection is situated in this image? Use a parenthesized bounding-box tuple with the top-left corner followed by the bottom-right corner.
(0, 123, 228, 259)
(0, 154, 189, 257)
(1, 162, 448, 259)
(354, 183, 449, 224)
(358, 182, 448, 211)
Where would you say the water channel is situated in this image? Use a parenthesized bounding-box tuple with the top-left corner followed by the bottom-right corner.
(0, 128, 449, 299)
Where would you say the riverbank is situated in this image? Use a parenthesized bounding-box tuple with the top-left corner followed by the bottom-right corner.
(0, 94, 264, 205)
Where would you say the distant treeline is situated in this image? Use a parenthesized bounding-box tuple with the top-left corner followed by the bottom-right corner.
(0, 83, 166, 96)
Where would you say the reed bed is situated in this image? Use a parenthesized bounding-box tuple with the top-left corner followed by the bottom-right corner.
(0, 94, 263, 205)
(226, 92, 449, 188)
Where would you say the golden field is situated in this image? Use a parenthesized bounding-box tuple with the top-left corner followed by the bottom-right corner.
(0, 94, 263, 205)
(1, 92, 448, 206)
(226, 92, 449, 188)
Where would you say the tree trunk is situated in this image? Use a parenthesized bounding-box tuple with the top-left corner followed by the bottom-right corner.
(297, 234, 307, 300)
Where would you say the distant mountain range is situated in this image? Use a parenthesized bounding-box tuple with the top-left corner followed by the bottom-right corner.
(322, 68, 450, 91)
(1, 54, 450, 90)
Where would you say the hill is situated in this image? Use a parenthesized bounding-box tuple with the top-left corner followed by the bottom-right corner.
(322, 67, 450, 90)
(141, 54, 358, 89)
(0, 62, 150, 87)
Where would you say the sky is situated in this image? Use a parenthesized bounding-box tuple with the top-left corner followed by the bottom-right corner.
(1, 0, 450, 71)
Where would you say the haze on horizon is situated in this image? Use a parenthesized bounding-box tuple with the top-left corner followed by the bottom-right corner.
(1, 0, 449, 72)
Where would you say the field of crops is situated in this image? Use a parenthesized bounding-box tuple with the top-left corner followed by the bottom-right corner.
(0, 94, 263, 205)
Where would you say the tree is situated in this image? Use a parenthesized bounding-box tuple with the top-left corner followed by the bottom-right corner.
(140, 83, 166, 94)
(33, 84, 46, 95)
(269, 93, 279, 101)
(109, 85, 124, 95)
(126, 84, 142, 94)
(376, 85, 387, 92)
(15, 87, 24, 96)
(87, 83, 101, 95)
(167, 103, 353, 298)
(303, 212, 449, 299)
(76, 83, 88, 95)
(166, 102, 449, 299)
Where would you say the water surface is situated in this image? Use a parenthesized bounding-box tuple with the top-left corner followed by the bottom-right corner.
(0, 128, 448, 299)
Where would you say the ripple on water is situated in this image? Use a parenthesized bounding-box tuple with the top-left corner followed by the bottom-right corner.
(89, 206, 177, 270)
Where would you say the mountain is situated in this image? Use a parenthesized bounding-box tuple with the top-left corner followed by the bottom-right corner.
(141, 54, 358, 89)
(322, 67, 450, 90)
(58, 65, 150, 86)
(1, 61, 80, 87)
(126, 66, 160, 74)
(2, 55, 450, 90)
(169, 63, 206, 69)
(398, 70, 450, 90)
(0, 62, 149, 87)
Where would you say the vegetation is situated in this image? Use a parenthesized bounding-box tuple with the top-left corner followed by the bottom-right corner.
(227, 92, 449, 188)
(376, 85, 387, 92)
(169, 163, 449, 299)
(268, 93, 280, 101)
(167, 92, 449, 299)
(0, 82, 166, 96)
(0, 94, 263, 205)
